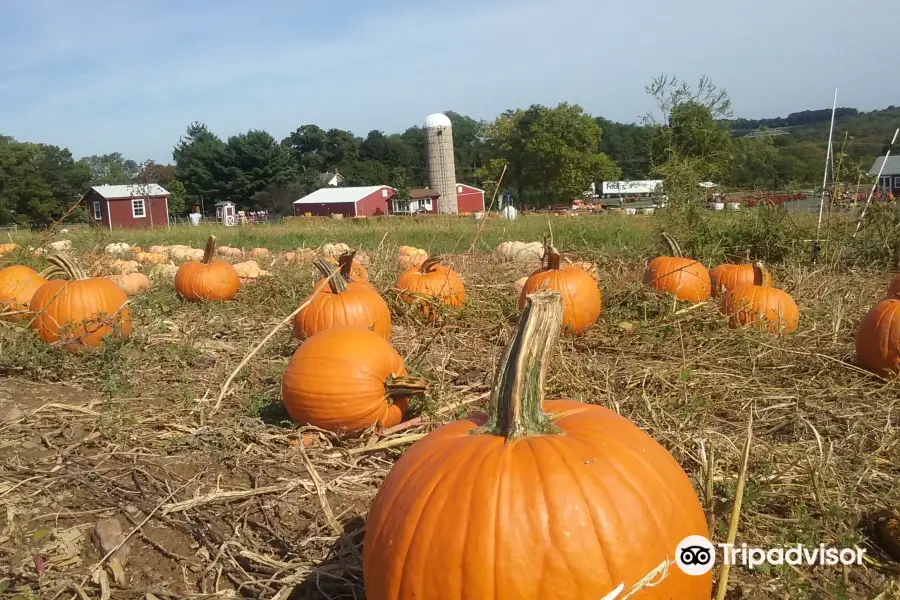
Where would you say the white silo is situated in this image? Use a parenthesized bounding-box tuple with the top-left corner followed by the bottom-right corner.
(424, 113, 458, 214)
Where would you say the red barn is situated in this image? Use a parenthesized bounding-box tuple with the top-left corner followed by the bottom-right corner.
(293, 185, 394, 217)
(83, 184, 170, 229)
(456, 183, 485, 213)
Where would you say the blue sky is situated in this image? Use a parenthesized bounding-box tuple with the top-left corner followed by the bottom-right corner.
(2, 0, 897, 163)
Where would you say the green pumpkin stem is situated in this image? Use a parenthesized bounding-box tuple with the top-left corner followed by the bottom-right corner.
(384, 375, 429, 402)
(419, 256, 442, 274)
(661, 232, 683, 257)
(313, 258, 347, 294)
(202, 236, 217, 264)
(41, 254, 89, 281)
(480, 290, 563, 440)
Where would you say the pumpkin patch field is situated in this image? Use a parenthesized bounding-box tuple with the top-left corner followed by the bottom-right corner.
(0, 213, 899, 599)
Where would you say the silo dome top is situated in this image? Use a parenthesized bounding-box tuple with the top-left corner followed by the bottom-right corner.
(424, 113, 452, 128)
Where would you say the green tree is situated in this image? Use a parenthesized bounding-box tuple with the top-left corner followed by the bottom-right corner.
(219, 130, 297, 205)
(78, 152, 140, 185)
(173, 122, 226, 206)
(481, 103, 618, 206)
(0, 136, 91, 225)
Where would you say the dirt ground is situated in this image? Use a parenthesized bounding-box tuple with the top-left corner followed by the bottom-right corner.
(1, 248, 899, 599)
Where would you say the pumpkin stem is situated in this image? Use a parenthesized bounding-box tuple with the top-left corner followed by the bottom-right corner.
(313, 258, 347, 294)
(41, 254, 89, 281)
(661, 232, 682, 257)
(384, 375, 429, 402)
(202, 236, 217, 264)
(419, 256, 442, 274)
(752, 261, 768, 286)
(544, 245, 561, 270)
(479, 290, 563, 440)
(337, 251, 357, 279)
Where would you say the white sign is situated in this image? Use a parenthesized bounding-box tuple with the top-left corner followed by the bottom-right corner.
(601, 180, 663, 195)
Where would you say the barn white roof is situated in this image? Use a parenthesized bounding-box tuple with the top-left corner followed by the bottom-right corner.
(294, 186, 392, 205)
(92, 184, 169, 198)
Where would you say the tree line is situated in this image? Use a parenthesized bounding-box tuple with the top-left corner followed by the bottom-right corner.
(2, 76, 898, 226)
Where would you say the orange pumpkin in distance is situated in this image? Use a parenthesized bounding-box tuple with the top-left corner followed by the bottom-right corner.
(174, 236, 240, 301)
(710, 262, 772, 297)
(519, 243, 601, 335)
(855, 297, 900, 375)
(281, 326, 427, 433)
(294, 254, 391, 341)
(29, 254, 132, 351)
(0, 265, 47, 321)
(395, 256, 465, 314)
(325, 253, 369, 280)
(643, 232, 710, 302)
(363, 291, 712, 600)
(721, 263, 799, 334)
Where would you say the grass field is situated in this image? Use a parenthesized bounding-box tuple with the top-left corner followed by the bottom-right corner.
(1, 211, 899, 599)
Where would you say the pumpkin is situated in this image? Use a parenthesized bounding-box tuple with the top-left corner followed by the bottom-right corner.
(564, 257, 599, 280)
(495, 241, 544, 264)
(0, 243, 21, 257)
(398, 246, 428, 269)
(363, 291, 711, 600)
(249, 247, 270, 260)
(0, 265, 46, 321)
(283, 248, 317, 265)
(519, 243, 601, 335)
(134, 251, 168, 265)
(326, 253, 368, 280)
(106, 272, 150, 296)
(174, 236, 240, 302)
(148, 245, 169, 254)
(513, 276, 528, 295)
(395, 256, 466, 314)
(29, 254, 132, 350)
(855, 297, 900, 375)
(642, 232, 710, 302)
(111, 259, 139, 275)
(216, 246, 243, 259)
(169, 246, 204, 261)
(104, 242, 130, 255)
(149, 262, 179, 280)
(294, 254, 390, 341)
(281, 326, 427, 433)
(47, 240, 72, 252)
(321, 242, 352, 258)
(888, 273, 900, 298)
(710, 261, 772, 297)
(721, 263, 799, 334)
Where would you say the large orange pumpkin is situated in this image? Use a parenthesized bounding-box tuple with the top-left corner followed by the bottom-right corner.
(395, 256, 466, 313)
(29, 254, 132, 351)
(710, 261, 772, 297)
(363, 291, 711, 599)
(0, 265, 47, 321)
(518, 243, 601, 335)
(293, 255, 391, 341)
(174, 236, 240, 302)
(855, 298, 900, 375)
(281, 327, 427, 433)
(643, 232, 710, 302)
(721, 263, 799, 334)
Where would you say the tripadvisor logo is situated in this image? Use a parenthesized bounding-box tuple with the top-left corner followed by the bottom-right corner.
(675, 536, 866, 575)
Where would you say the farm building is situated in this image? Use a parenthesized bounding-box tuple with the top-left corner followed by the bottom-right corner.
(869, 156, 900, 196)
(293, 186, 394, 217)
(392, 185, 486, 215)
(83, 184, 170, 229)
(317, 170, 344, 187)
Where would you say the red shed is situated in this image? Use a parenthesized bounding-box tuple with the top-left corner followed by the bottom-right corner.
(293, 185, 394, 217)
(455, 184, 486, 213)
(83, 184, 170, 229)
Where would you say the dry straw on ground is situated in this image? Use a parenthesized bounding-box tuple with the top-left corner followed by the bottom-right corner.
(0, 241, 899, 599)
